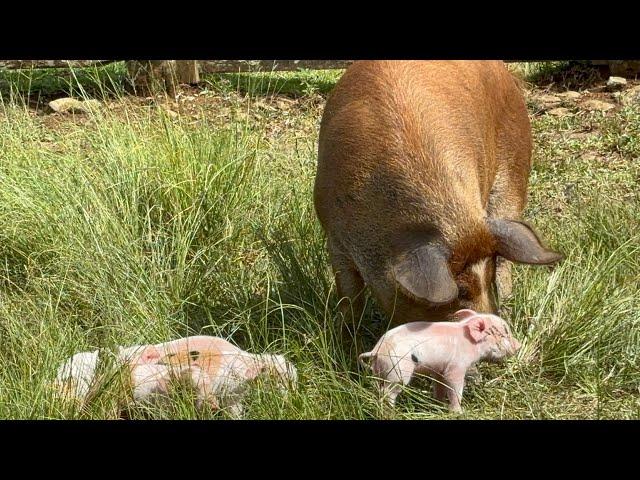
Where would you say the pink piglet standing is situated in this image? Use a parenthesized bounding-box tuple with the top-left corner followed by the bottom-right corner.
(359, 309, 521, 413)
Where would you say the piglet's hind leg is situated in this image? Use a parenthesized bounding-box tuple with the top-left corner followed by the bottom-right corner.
(178, 366, 220, 412)
(377, 358, 415, 407)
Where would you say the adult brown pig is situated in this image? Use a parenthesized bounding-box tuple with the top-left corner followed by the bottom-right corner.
(314, 60, 563, 333)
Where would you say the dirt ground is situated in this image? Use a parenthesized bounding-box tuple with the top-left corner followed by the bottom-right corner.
(13, 66, 639, 140)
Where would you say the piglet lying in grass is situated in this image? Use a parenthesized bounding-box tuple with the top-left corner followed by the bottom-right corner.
(55, 336, 297, 418)
(359, 309, 521, 413)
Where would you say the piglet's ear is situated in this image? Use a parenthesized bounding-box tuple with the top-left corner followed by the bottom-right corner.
(452, 309, 476, 321)
(140, 346, 161, 364)
(465, 317, 488, 343)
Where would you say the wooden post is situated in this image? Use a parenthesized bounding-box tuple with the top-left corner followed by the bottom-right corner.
(198, 60, 352, 74)
(0, 60, 114, 69)
(607, 60, 640, 78)
(175, 61, 200, 85)
(125, 60, 201, 97)
(125, 60, 177, 97)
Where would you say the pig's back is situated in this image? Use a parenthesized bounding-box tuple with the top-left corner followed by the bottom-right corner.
(315, 61, 521, 257)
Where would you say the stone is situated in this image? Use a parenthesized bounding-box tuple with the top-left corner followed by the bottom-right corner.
(547, 107, 572, 117)
(48, 98, 101, 114)
(620, 85, 640, 106)
(606, 76, 627, 91)
(559, 91, 581, 100)
(580, 152, 601, 163)
(568, 132, 593, 141)
(535, 94, 562, 107)
(581, 99, 615, 112)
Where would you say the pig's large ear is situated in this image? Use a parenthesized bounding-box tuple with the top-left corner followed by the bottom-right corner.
(392, 244, 458, 306)
(488, 219, 564, 265)
(465, 317, 488, 343)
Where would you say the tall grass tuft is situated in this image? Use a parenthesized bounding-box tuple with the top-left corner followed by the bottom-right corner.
(0, 64, 638, 419)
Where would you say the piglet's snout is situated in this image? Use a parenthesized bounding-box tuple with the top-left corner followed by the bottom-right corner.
(505, 337, 521, 355)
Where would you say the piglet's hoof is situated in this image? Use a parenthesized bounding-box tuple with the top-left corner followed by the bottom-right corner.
(465, 365, 483, 384)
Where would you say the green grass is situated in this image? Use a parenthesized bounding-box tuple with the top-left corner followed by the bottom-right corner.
(0, 63, 342, 111)
(508, 60, 605, 91)
(0, 62, 128, 104)
(203, 69, 343, 97)
(0, 63, 638, 419)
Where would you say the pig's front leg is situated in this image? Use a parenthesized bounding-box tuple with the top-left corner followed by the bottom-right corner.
(443, 367, 467, 413)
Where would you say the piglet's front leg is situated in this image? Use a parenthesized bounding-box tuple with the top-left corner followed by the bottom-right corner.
(442, 367, 467, 414)
(432, 378, 448, 406)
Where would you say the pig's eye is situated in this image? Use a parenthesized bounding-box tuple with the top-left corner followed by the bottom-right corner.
(458, 286, 470, 299)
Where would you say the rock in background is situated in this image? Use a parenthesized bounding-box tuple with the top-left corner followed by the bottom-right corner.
(48, 98, 102, 114)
